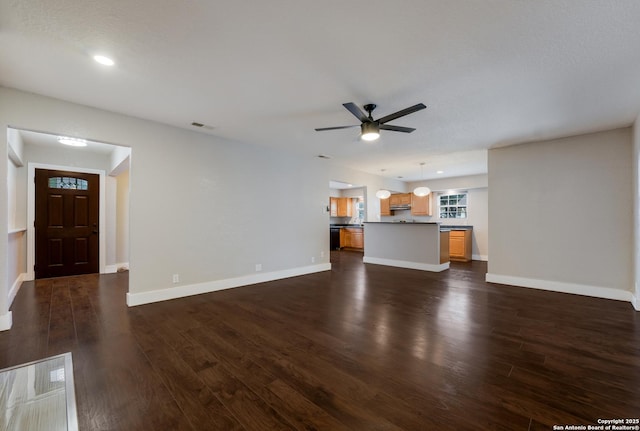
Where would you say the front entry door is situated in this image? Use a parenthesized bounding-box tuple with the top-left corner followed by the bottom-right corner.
(35, 169, 100, 279)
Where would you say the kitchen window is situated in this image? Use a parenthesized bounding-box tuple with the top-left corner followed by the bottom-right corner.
(355, 198, 365, 223)
(439, 192, 468, 219)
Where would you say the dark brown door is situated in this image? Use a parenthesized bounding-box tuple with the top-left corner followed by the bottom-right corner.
(35, 169, 99, 279)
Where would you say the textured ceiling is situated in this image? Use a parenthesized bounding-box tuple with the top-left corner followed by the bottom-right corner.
(1, 0, 639, 181)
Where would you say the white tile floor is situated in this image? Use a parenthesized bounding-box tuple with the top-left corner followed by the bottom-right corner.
(0, 353, 77, 431)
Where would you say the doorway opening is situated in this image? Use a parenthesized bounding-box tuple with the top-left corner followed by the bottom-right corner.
(329, 180, 366, 262)
(7, 127, 130, 286)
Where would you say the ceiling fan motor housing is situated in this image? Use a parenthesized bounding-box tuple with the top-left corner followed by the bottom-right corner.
(363, 104, 377, 117)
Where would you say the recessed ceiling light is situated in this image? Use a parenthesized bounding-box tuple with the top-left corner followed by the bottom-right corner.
(58, 136, 87, 147)
(93, 55, 115, 66)
(437, 170, 444, 174)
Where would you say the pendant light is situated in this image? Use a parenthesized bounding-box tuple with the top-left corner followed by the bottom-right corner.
(413, 162, 431, 197)
(376, 189, 391, 199)
(376, 168, 391, 199)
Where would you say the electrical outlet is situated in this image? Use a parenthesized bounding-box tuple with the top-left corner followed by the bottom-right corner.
(320, 251, 325, 258)
(311, 256, 315, 263)
(255, 264, 262, 272)
(172, 274, 180, 283)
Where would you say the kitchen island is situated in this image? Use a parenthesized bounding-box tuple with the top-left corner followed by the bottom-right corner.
(363, 222, 449, 272)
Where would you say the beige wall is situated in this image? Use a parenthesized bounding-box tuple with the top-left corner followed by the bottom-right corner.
(487, 128, 633, 301)
(633, 115, 640, 310)
(116, 170, 130, 266)
(7, 158, 26, 306)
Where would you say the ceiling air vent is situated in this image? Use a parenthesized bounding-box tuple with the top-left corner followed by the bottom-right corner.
(191, 122, 215, 130)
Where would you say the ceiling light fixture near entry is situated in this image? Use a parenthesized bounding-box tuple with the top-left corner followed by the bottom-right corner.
(93, 55, 115, 66)
(413, 162, 431, 197)
(57, 136, 87, 147)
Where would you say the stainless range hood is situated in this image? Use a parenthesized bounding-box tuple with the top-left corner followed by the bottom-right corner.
(389, 204, 411, 211)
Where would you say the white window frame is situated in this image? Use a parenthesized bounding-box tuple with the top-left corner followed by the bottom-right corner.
(438, 191, 468, 219)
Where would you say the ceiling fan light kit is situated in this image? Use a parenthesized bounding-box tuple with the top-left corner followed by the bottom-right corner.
(361, 121, 380, 141)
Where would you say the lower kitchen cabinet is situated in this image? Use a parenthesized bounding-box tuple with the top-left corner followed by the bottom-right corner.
(449, 230, 472, 262)
(340, 227, 364, 250)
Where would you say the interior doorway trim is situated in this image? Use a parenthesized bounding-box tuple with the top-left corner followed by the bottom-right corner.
(26, 163, 106, 281)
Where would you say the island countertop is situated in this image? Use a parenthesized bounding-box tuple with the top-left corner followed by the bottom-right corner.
(363, 221, 439, 225)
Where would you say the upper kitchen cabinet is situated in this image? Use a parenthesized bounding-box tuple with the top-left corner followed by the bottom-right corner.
(411, 193, 432, 216)
(389, 193, 411, 207)
(379, 193, 431, 217)
(338, 197, 353, 217)
(380, 197, 391, 216)
(330, 197, 353, 217)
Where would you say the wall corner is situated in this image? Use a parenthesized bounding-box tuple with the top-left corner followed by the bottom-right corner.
(0, 311, 13, 331)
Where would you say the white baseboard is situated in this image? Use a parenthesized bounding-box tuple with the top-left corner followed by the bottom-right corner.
(126, 263, 331, 307)
(363, 256, 449, 272)
(0, 311, 12, 331)
(8, 273, 27, 307)
(472, 254, 488, 261)
(632, 293, 639, 311)
(486, 273, 635, 306)
(104, 262, 129, 274)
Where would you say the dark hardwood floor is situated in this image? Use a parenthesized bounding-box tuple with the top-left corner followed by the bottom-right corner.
(1, 250, 639, 430)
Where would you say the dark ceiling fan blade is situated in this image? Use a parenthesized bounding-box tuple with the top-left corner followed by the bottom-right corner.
(379, 124, 416, 133)
(315, 125, 359, 131)
(377, 103, 426, 124)
(342, 102, 369, 122)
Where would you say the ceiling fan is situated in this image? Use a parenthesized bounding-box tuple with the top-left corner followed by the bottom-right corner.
(315, 102, 426, 141)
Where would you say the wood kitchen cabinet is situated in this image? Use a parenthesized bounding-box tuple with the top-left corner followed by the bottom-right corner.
(330, 197, 353, 217)
(340, 227, 364, 250)
(411, 193, 432, 216)
(389, 193, 411, 206)
(440, 230, 450, 264)
(330, 197, 338, 216)
(380, 197, 391, 216)
(348, 228, 364, 249)
(449, 230, 472, 262)
(338, 198, 352, 217)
